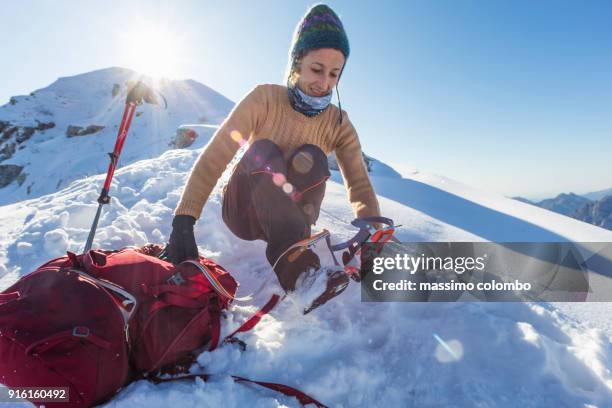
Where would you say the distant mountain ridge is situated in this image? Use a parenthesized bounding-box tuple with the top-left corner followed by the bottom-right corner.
(583, 187, 612, 201)
(514, 190, 612, 231)
(537, 193, 591, 217)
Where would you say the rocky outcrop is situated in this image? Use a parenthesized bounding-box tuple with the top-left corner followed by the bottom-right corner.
(112, 83, 121, 98)
(0, 121, 10, 133)
(0, 143, 16, 161)
(36, 121, 55, 131)
(1, 125, 17, 142)
(16, 127, 35, 143)
(0, 121, 56, 162)
(0, 164, 23, 188)
(173, 128, 198, 148)
(66, 125, 105, 137)
(0, 119, 56, 188)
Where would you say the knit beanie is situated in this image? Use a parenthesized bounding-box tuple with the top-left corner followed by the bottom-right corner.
(287, 4, 350, 84)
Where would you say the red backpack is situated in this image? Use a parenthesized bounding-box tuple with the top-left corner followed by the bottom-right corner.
(0, 245, 325, 408)
(73, 244, 237, 373)
(0, 245, 237, 407)
(0, 258, 131, 407)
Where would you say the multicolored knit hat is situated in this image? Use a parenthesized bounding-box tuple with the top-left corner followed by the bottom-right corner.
(287, 4, 350, 82)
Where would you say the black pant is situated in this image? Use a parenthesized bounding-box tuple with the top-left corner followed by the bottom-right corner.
(222, 139, 330, 266)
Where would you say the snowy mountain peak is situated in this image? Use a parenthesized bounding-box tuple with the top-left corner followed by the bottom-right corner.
(0, 67, 234, 205)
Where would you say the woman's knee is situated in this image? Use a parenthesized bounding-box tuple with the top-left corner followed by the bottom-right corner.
(246, 139, 283, 160)
(290, 144, 328, 170)
(241, 139, 285, 173)
(288, 144, 330, 188)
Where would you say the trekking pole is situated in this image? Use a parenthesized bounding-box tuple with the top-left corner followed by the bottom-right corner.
(83, 81, 166, 253)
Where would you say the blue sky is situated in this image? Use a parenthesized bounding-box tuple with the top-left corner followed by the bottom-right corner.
(1, 0, 611, 199)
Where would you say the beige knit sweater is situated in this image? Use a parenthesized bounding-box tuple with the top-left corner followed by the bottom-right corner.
(175, 84, 380, 221)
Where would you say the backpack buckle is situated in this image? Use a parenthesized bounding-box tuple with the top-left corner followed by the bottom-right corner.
(72, 326, 90, 338)
(167, 272, 185, 286)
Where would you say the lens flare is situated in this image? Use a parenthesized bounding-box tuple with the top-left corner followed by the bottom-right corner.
(303, 203, 314, 215)
(230, 130, 246, 146)
(433, 334, 463, 362)
(282, 182, 294, 194)
(292, 151, 314, 174)
(272, 172, 286, 186)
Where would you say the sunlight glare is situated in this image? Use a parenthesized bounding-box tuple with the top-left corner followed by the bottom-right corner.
(124, 24, 185, 79)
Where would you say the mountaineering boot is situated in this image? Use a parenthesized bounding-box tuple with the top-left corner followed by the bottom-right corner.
(273, 247, 321, 292)
(273, 245, 351, 314)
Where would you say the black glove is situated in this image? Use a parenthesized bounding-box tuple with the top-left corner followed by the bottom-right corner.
(166, 215, 199, 264)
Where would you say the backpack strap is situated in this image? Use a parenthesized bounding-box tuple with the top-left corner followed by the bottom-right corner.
(0, 291, 20, 305)
(224, 294, 281, 341)
(181, 260, 248, 301)
(70, 269, 137, 324)
(26, 326, 111, 355)
(201, 293, 281, 352)
(147, 372, 327, 408)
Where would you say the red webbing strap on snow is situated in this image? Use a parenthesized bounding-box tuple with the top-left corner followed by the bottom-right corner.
(146, 373, 327, 407)
(225, 294, 281, 340)
(232, 375, 327, 408)
(208, 293, 279, 350)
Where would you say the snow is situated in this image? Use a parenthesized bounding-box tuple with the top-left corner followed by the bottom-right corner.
(1, 69, 612, 407)
(1, 143, 611, 407)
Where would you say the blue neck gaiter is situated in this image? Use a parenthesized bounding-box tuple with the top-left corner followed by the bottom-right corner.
(287, 84, 332, 117)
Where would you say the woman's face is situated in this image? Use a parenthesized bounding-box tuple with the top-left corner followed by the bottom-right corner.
(296, 48, 345, 97)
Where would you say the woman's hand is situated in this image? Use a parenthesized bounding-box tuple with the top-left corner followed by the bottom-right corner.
(167, 215, 199, 264)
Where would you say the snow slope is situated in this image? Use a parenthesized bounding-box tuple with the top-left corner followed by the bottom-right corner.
(1, 144, 611, 407)
(0, 67, 233, 205)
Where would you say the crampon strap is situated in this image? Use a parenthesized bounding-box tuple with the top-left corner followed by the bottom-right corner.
(325, 216, 399, 269)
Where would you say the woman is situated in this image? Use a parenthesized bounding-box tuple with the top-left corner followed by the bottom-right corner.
(167, 4, 380, 307)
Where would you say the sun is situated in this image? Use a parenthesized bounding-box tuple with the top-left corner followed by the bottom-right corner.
(123, 25, 185, 79)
